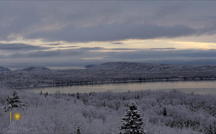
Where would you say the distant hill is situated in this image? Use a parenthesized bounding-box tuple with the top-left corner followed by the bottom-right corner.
(2, 62, 216, 88)
(21, 67, 50, 72)
(87, 62, 180, 72)
(85, 64, 96, 68)
(87, 62, 216, 73)
(0, 66, 10, 72)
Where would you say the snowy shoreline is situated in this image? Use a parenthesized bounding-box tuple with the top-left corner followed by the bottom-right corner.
(20, 78, 216, 90)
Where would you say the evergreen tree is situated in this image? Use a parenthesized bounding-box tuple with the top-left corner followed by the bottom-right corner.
(120, 103, 145, 134)
(76, 92, 80, 99)
(205, 121, 216, 134)
(44, 92, 48, 98)
(4, 91, 25, 112)
(40, 90, 43, 95)
(163, 107, 167, 116)
(76, 127, 81, 134)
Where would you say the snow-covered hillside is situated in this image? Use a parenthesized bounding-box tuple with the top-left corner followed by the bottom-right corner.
(0, 67, 10, 72)
(1, 62, 216, 89)
(21, 67, 50, 72)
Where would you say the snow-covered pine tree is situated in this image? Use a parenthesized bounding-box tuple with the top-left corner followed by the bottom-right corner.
(4, 91, 25, 112)
(76, 127, 81, 134)
(120, 103, 146, 134)
(44, 92, 48, 98)
(40, 90, 43, 95)
(163, 107, 167, 116)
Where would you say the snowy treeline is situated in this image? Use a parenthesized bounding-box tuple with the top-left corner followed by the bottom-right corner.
(2, 62, 216, 88)
(1, 88, 216, 134)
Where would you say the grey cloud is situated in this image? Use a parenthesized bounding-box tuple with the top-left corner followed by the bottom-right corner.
(0, 43, 46, 50)
(0, 1, 216, 42)
(1, 47, 216, 67)
(111, 48, 137, 51)
(0, 1, 216, 67)
(104, 49, 216, 60)
(111, 42, 123, 45)
(79, 47, 104, 50)
(150, 48, 176, 50)
(6, 47, 105, 58)
(28, 24, 196, 42)
(101, 49, 216, 65)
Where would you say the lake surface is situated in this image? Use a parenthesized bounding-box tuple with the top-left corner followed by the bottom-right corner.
(31, 80, 216, 95)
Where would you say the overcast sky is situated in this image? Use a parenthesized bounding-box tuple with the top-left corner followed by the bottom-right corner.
(0, 0, 216, 68)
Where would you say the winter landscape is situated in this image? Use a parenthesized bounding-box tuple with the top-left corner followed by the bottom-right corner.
(1, 62, 216, 134)
(1, 0, 216, 134)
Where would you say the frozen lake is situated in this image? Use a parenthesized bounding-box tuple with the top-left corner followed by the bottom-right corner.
(30, 80, 216, 95)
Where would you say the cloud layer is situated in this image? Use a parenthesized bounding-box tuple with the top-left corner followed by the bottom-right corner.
(1, 1, 216, 42)
(0, 1, 216, 67)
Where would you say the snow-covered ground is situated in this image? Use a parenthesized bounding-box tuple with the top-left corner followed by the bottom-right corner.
(1, 88, 216, 134)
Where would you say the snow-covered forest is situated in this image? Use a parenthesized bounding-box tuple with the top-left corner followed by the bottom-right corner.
(1, 87, 216, 134)
(1, 62, 216, 89)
